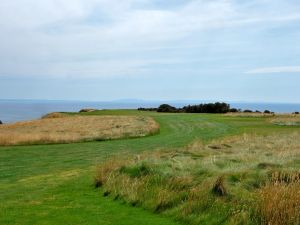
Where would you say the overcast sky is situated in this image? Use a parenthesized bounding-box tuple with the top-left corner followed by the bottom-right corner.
(0, 0, 300, 102)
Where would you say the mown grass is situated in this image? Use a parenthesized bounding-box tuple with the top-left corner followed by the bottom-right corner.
(1, 110, 300, 225)
(0, 115, 159, 146)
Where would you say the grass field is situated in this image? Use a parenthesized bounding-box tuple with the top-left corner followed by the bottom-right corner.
(268, 114, 300, 126)
(0, 115, 159, 146)
(0, 110, 299, 225)
(96, 132, 300, 224)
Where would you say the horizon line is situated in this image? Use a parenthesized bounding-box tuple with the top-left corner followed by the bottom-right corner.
(1, 98, 300, 105)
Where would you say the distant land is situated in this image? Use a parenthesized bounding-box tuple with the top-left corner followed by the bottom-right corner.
(0, 99, 300, 123)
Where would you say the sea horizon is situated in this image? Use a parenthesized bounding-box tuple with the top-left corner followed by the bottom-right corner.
(1, 99, 300, 124)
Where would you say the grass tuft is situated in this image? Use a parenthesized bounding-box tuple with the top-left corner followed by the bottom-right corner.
(212, 176, 227, 196)
(120, 162, 154, 178)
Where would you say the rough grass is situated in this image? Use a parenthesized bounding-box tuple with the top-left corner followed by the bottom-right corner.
(225, 113, 300, 126)
(269, 114, 300, 126)
(225, 112, 275, 117)
(95, 131, 300, 225)
(2, 111, 300, 225)
(256, 171, 300, 225)
(0, 115, 159, 146)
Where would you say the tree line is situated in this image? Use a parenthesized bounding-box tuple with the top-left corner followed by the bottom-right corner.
(138, 102, 276, 114)
(138, 102, 232, 113)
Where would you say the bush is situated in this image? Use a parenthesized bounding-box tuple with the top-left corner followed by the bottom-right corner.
(79, 108, 96, 113)
(157, 104, 177, 113)
(264, 110, 271, 114)
(138, 108, 157, 111)
(41, 112, 68, 119)
(229, 108, 239, 113)
(183, 102, 231, 113)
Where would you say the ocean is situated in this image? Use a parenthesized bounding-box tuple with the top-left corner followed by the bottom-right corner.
(0, 99, 300, 123)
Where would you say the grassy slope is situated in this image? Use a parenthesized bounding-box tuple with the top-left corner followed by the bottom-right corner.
(0, 110, 299, 225)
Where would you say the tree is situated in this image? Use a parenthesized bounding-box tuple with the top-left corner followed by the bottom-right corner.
(157, 104, 177, 113)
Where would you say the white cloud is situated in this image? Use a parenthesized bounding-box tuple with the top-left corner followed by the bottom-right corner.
(1, 0, 300, 78)
(246, 66, 300, 74)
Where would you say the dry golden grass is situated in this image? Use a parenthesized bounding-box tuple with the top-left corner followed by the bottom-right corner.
(209, 132, 300, 160)
(41, 112, 68, 119)
(224, 112, 274, 117)
(0, 115, 159, 146)
(225, 112, 300, 126)
(269, 114, 300, 126)
(257, 172, 300, 225)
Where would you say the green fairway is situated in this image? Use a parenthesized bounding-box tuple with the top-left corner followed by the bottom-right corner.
(0, 111, 299, 225)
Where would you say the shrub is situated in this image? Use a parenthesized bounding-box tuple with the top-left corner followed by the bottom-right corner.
(157, 104, 177, 113)
(79, 108, 96, 113)
(137, 107, 157, 111)
(41, 112, 67, 119)
(229, 108, 239, 113)
(264, 110, 271, 114)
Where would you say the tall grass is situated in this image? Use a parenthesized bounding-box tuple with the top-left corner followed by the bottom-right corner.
(224, 112, 274, 117)
(0, 115, 159, 146)
(269, 114, 300, 126)
(95, 132, 300, 224)
(256, 172, 300, 225)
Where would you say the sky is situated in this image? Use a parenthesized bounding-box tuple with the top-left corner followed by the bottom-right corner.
(0, 0, 300, 103)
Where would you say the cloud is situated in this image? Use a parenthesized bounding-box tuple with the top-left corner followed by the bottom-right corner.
(1, 0, 300, 78)
(246, 66, 300, 74)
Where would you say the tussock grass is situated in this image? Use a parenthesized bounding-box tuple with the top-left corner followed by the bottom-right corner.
(212, 176, 227, 196)
(0, 115, 159, 146)
(95, 132, 300, 224)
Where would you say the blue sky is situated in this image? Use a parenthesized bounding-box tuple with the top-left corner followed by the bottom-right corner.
(0, 0, 300, 103)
